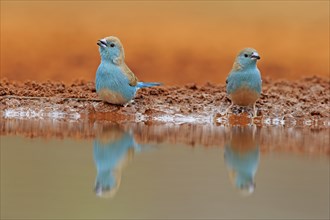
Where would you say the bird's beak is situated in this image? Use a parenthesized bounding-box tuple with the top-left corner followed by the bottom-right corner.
(251, 52, 260, 60)
(97, 39, 107, 48)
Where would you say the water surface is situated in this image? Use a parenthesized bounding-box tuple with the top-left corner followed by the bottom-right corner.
(1, 119, 329, 219)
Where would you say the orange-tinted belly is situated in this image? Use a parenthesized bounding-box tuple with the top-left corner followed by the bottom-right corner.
(97, 89, 128, 105)
(229, 87, 260, 106)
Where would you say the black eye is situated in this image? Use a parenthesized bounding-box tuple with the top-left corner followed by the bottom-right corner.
(110, 43, 115, 47)
(244, 54, 248, 58)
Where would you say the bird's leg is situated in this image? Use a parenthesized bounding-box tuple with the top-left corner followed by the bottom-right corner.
(252, 103, 257, 118)
(123, 100, 134, 107)
(224, 103, 233, 116)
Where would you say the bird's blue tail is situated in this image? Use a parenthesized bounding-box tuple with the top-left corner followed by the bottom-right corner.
(137, 82, 162, 88)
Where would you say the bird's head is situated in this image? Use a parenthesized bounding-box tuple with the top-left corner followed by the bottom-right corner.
(233, 48, 260, 71)
(237, 181, 256, 196)
(97, 36, 125, 65)
(94, 170, 121, 199)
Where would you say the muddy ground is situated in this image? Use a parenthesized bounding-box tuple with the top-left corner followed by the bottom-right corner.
(0, 76, 329, 123)
(1, 77, 329, 154)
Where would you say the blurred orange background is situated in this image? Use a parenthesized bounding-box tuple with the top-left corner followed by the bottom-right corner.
(1, 1, 329, 85)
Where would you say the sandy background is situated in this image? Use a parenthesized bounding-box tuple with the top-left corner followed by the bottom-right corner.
(1, 1, 329, 84)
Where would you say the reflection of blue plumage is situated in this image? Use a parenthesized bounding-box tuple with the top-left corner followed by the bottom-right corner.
(224, 126, 260, 196)
(93, 132, 138, 197)
(224, 144, 259, 191)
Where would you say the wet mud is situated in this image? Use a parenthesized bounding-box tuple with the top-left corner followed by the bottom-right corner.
(0, 76, 329, 124)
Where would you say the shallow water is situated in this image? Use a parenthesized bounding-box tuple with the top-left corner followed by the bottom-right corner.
(1, 118, 329, 219)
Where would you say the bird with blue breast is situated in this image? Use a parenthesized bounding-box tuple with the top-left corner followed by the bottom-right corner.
(95, 36, 162, 105)
(226, 48, 262, 117)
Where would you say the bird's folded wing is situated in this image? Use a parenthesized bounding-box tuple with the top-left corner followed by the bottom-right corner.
(121, 63, 138, 87)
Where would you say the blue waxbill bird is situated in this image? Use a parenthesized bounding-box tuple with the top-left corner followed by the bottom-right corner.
(226, 48, 262, 117)
(95, 36, 161, 105)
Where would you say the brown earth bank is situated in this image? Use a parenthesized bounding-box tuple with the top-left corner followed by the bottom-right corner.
(0, 76, 329, 123)
(1, 118, 329, 156)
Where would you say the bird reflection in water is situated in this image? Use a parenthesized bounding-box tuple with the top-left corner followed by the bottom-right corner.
(224, 125, 260, 196)
(93, 124, 140, 198)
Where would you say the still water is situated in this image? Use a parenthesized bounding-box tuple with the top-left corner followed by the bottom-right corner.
(1, 118, 329, 219)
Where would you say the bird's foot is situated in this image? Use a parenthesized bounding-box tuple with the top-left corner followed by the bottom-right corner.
(224, 103, 233, 116)
(123, 100, 135, 107)
(252, 104, 258, 118)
